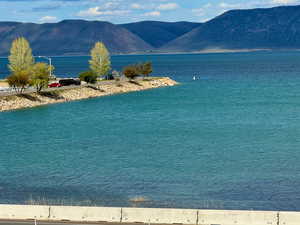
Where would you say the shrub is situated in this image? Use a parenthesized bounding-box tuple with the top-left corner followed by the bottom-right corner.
(30, 62, 53, 93)
(79, 71, 98, 84)
(140, 62, 153, 78)
(123, 65, 139, 80)
(7, 70, 30, 93)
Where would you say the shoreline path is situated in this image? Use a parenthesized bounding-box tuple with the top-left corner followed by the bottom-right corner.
(0, 221, 169, 225)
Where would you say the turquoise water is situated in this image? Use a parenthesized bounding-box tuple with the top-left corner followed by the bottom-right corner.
(1, 52, 300, 210)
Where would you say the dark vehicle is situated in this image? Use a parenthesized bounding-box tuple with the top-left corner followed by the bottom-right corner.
(104, 73, 114, 80)
(48, 82, 62, 88)
(59, 79, 81, 86)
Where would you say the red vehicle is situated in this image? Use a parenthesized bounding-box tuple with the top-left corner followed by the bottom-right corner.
(48, 82, 62, 88)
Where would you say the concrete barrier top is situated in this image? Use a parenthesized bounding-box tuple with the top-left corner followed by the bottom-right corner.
(197, 209, 278, 225)
(122, 207, 198, 224)
(49, 205, 121, 222)
(0, 204, 300, 225)
(0, 204, 50, 220)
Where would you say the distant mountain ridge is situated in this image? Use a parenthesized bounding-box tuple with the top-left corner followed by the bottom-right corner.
(2, 5, 300, 55)
(162, 5, 300, 51)
(0, 20, 153, 56)
(0, 20, 200, 56)
(121, 21, 201, 48)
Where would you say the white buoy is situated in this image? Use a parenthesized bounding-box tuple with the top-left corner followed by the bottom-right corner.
(193, 76, 196, 80)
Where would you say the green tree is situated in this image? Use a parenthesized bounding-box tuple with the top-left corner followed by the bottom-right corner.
(7, 70, 30, 93)
(8, 37, 35, 73)
(89, 42, 111, 79)
(79, 71, 98, 84)
(30, 62, 53, 93)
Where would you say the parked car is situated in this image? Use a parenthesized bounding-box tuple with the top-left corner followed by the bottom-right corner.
(59, 78, 81, 86)
(0, 87, 11, 92)
(104, 73, 114, 80)
(48, 82, 62, 88)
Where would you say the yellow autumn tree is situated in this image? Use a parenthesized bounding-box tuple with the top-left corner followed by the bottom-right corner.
(89, 42, 111, 78)
(8, 37, 35, 73)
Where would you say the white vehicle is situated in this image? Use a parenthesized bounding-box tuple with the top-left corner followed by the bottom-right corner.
(0, 87, 12, 92)
(0, 87, 8, 91)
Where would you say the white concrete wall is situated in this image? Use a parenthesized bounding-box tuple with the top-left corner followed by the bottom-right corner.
(1, 204, 300, 225)
(0, 204, 50, 220)
(279, 211, 300, 225)
(49, 206, 121, 222)
(197, 210, 278, 225)
(122, 207, 198, 224)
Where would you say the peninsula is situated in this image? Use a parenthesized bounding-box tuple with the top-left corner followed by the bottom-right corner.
(0, 77, 178, 112)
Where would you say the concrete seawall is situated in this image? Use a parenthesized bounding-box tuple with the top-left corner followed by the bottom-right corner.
(0, 204, 299, 225)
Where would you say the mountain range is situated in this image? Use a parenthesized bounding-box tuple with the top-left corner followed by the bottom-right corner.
(163, 5, 300, 52)
(1, 5, 300, 55)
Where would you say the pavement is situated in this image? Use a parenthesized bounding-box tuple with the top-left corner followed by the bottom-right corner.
(0, 221, 95, 225)
(0, 80, 118, 97)
(0, 84, 85, 97)
(0, 221, 157, 225)
(0, 77, 153, 97)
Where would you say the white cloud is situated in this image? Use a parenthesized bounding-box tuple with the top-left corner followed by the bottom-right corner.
(157, 3, 179, 11)
(218, 2, 243, 9)
(143, 11, 161, 17)
(131, 3, 143, 9)
(77, 6, 129, 17)
(39, 16, 58, 23)
(78, 7, 101, 17)
(130, 3, 155, 10)
(102, 1, 119, 10)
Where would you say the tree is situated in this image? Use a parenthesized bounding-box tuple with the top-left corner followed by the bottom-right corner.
(89, 42, 111, 79)
(123, 65, 139, 80)
(30, 63, 53, 93)
(140, 62, 153, 78)
(7, 70, 30, 93)
(8, 37, 35, 73)
(79, 71, 98, 84)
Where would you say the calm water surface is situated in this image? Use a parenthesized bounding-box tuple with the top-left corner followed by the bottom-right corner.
(1, 52, 300, 210)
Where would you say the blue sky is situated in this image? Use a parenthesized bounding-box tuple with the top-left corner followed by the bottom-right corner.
(0, 0, 299, 24)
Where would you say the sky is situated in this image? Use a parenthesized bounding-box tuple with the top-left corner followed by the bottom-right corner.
(0, 0, 299, 24)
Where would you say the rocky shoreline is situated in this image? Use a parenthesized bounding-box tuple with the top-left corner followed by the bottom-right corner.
(0, 77, 178, 112)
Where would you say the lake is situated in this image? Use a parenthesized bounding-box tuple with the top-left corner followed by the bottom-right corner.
(1, 51, 300, 211)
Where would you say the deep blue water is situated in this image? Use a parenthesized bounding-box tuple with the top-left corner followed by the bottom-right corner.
(1, 51, 300, 210)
